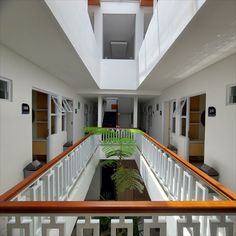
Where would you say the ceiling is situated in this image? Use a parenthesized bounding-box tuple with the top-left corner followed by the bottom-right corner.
(103, 14, 136, 59)
(138, 0, 236, 91)
(1, 0, 235, 94)
(0, 0, 99, 90)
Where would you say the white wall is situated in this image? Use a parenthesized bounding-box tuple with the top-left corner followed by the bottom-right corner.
(139, 0, 206, 85)
(0, 45, 88, 194)
(91, 2, 151, 89)
(141, 54, 236, 191)
(74, 96, 97, 141)
(101, 59, 137, 90)
(45, 0, 100, 87)
(118, 97, 133, 128)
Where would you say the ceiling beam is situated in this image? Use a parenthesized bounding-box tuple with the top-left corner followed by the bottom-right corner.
(140, 0, 153, 7)
(88, 0, 100, 6)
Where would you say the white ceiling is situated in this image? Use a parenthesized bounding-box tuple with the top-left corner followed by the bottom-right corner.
(0, 0, 99, 90)
(1, 0, 235, 94)
(103, 14, 136, 59)
(138, 0, 236, 91)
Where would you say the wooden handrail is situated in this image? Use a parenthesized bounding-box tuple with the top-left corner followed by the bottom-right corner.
(88, 0, 100, 6)
(140, 0, 153, 7)
(144, 133, 236, 201)
(0, 201, 236, 214)
(0, 134, 91, 202)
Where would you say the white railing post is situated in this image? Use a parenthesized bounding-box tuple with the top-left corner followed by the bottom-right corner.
(177, 216, 200, 236)
(144, 216, 167, 236)
(182, 171, 194, 201)
(76, 216, 100, 236)
(173, 163, 183, 200)
(111, 217, 133, 236)
(42, 216, 65, 236)
(7, 216, 33, 236)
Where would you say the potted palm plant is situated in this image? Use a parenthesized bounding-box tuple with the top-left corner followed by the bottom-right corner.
(84, 127, 144, 194)
(84, 127, 145, 236)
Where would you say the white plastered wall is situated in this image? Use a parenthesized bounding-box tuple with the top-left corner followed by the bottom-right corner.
(45, 0, 100, 87)
(0, 45, 92, 194)
(90, 2, 152, 90)
(140, 54, 236, 192)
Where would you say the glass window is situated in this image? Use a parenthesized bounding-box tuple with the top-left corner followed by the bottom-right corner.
(171, 100, 177, 133)
(227, 85, 236, 104)
(62, 99, 73, 112)
(180, 98, 187, 136)
(62, 113, 66, 132)
(50, 95, 60, 135)
(0, 77, 12, 101)
(52, 96, 64, 113)
(51, 116, 56, 134)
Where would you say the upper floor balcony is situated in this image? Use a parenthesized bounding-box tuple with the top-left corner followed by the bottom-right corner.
(0, 128, 236, 236)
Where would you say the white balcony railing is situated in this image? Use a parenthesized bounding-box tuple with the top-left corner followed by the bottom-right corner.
(0, 129, 236, 236)
(139, 0, 206, 85)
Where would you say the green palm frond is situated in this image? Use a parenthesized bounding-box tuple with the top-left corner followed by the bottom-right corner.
(102, 144, 137, 159)
(111, 167, 144, 193)
(84, 127, 110, 134)
(99, 160, 116, 168)
(128, 128, 144, 135)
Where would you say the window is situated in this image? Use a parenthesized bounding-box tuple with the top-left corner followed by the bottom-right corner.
(0, 77, 12, 101)
(52, 96, 64, 112)
(62, 114, 66, 131)
(170, 100, 177, 133)
(227, 85, 236, 105)
(61, 99, 73, 132)
(62, 105, 66, 132)
(62, 99, 73, 112)
(103, 14, 135, 59)
(50, 96, 61, 135)
(180, 98, 187, 136)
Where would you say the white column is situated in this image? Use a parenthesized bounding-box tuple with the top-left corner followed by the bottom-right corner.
(97, 95, 103, 127)
(133, 96, 138, 128)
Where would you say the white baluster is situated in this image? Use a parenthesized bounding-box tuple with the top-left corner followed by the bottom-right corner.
(166, 158, 174, 193)
(177, 216, 200, 236)
(43, 169, 55, 201)
(153, 146, 158, 173)
(209, 215, 234, 236)
(111, 216, 133, 236)
(160, 153, 167, 183)
(55, 162, 63, 200)
(150, 144, 155, 168)
(7, 216, 32, 236)
(76, 216, 100, 236)
(173, 163, 183, 200)
(156, 149, 162, 176)
(77, 147, 82, 174)
(64, 157, 69, 194)
(195, 181, 209, 235)
(182, 171, 194, 200)
(30, 180, 43, 234)
(42, 216, 65, 236)
(144, 216, 167, 236)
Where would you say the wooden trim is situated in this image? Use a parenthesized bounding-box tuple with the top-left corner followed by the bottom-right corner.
(140, 0, 153, 7)
(88, 0, 100, 6)
(144, 133, 236, 201)
(1, 201, 236, 214)
(0, 134, 91, 202)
